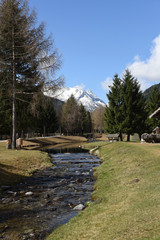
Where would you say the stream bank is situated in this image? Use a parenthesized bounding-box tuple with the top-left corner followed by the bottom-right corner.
(0, 146, 101, 240)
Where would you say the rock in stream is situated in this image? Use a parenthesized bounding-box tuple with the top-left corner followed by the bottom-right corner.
(0, 150, 101, 240)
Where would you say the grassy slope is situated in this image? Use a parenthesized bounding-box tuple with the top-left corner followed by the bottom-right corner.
(0, 142, 52, 186)
(46, 142, 160, 240)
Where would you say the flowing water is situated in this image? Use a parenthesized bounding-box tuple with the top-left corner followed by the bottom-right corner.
(0, 145, 101, 240)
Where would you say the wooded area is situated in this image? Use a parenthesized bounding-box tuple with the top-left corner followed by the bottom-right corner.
(0, 0, 160, 145)
(104, 70, 160, 141)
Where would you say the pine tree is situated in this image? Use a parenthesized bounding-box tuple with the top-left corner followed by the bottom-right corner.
(16, 97, 34, 136)
(78, 104, 92, 135)
(85, 111, 92, 133)
(147, 85, 160, 114)
(79, 104, 86, 135)
(0, 0, 62, 148)
(104, 106, 115, 133)
(0, 95, 12, 135)
(104, 70, 147, 141)
(0, 88, 12, 135)
(37, 97, 58, 136)
(121, 69, 147, 141)
(61, 95, 80, 135)
(147, 85, 160, 131)
(104, 74, 123, 140)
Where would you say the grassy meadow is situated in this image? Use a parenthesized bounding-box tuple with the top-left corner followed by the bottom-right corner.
(46, 141, 160, 240)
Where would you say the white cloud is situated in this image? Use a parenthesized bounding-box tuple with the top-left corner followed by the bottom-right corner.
(127, 35, 160, 90)
(102, 35, 160, 92)
(101, 77, 113, 91)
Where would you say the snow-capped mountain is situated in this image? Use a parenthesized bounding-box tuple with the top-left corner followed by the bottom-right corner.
(44, 86, 106, 112)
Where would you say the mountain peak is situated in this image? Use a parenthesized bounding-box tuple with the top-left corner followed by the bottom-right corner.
(44, 86, 106, 112)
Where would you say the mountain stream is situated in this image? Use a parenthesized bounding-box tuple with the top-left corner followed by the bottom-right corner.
(0, 146, 101, 240)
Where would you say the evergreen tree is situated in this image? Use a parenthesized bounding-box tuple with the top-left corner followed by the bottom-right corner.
(61, 95, 80, 135)
(0, 0, 62, 148)
(79, 104, 87, 135)
(104, 74, 123, 140)
(16, 98, 34, 136)
(0, 94, 12, 135)
(104, 70, 147, 141)
(147, 85, 160, 114)
(79, 104, 92, 135)
(121, 69, 147, 141)
(104, 106, 115, 133)
(37, 98, 58, 136)
(84, 111, 92, 133)
(147, 85, 160, 131)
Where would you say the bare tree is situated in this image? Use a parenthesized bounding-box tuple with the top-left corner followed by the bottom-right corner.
(0, 0, 63, 148)
(92, 106, 105, 133)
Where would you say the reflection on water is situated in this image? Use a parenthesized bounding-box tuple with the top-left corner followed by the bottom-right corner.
(42, 142, 89, 154)
(45, 147, 89, 154)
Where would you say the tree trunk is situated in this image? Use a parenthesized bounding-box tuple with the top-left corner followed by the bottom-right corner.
(127, 134, 130, 142)
(138, 133, 141, 140)
(12, 25, 16, 149)
(12, 88, 16, 149)
(43, 126, 46, 137)
(119, 132, 123, 141)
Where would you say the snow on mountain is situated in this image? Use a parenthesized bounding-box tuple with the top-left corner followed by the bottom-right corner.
(44, 86, 106, 112)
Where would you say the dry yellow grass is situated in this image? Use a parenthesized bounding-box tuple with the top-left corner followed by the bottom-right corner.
(0, 142, 52, 186)
(22, 136, 87, 149)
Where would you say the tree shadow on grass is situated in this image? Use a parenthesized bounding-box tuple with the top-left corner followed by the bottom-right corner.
(0, 163, 27, 187)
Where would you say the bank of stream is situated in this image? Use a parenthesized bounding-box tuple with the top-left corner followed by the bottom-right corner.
(0, 144, 101, 240)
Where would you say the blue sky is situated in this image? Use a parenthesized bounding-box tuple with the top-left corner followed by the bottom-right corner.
(29, 0, 160, 102)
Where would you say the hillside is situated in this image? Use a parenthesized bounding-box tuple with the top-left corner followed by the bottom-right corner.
(143, 83, 160, 100)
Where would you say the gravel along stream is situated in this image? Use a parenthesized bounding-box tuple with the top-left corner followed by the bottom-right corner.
(0, 148, 101, 240)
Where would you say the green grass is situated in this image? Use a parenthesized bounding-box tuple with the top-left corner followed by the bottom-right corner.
(46, 142, 160, 240)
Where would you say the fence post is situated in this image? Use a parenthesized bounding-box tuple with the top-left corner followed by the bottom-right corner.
(6, 139, 11, 149)
(17, 138, 23, 150)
